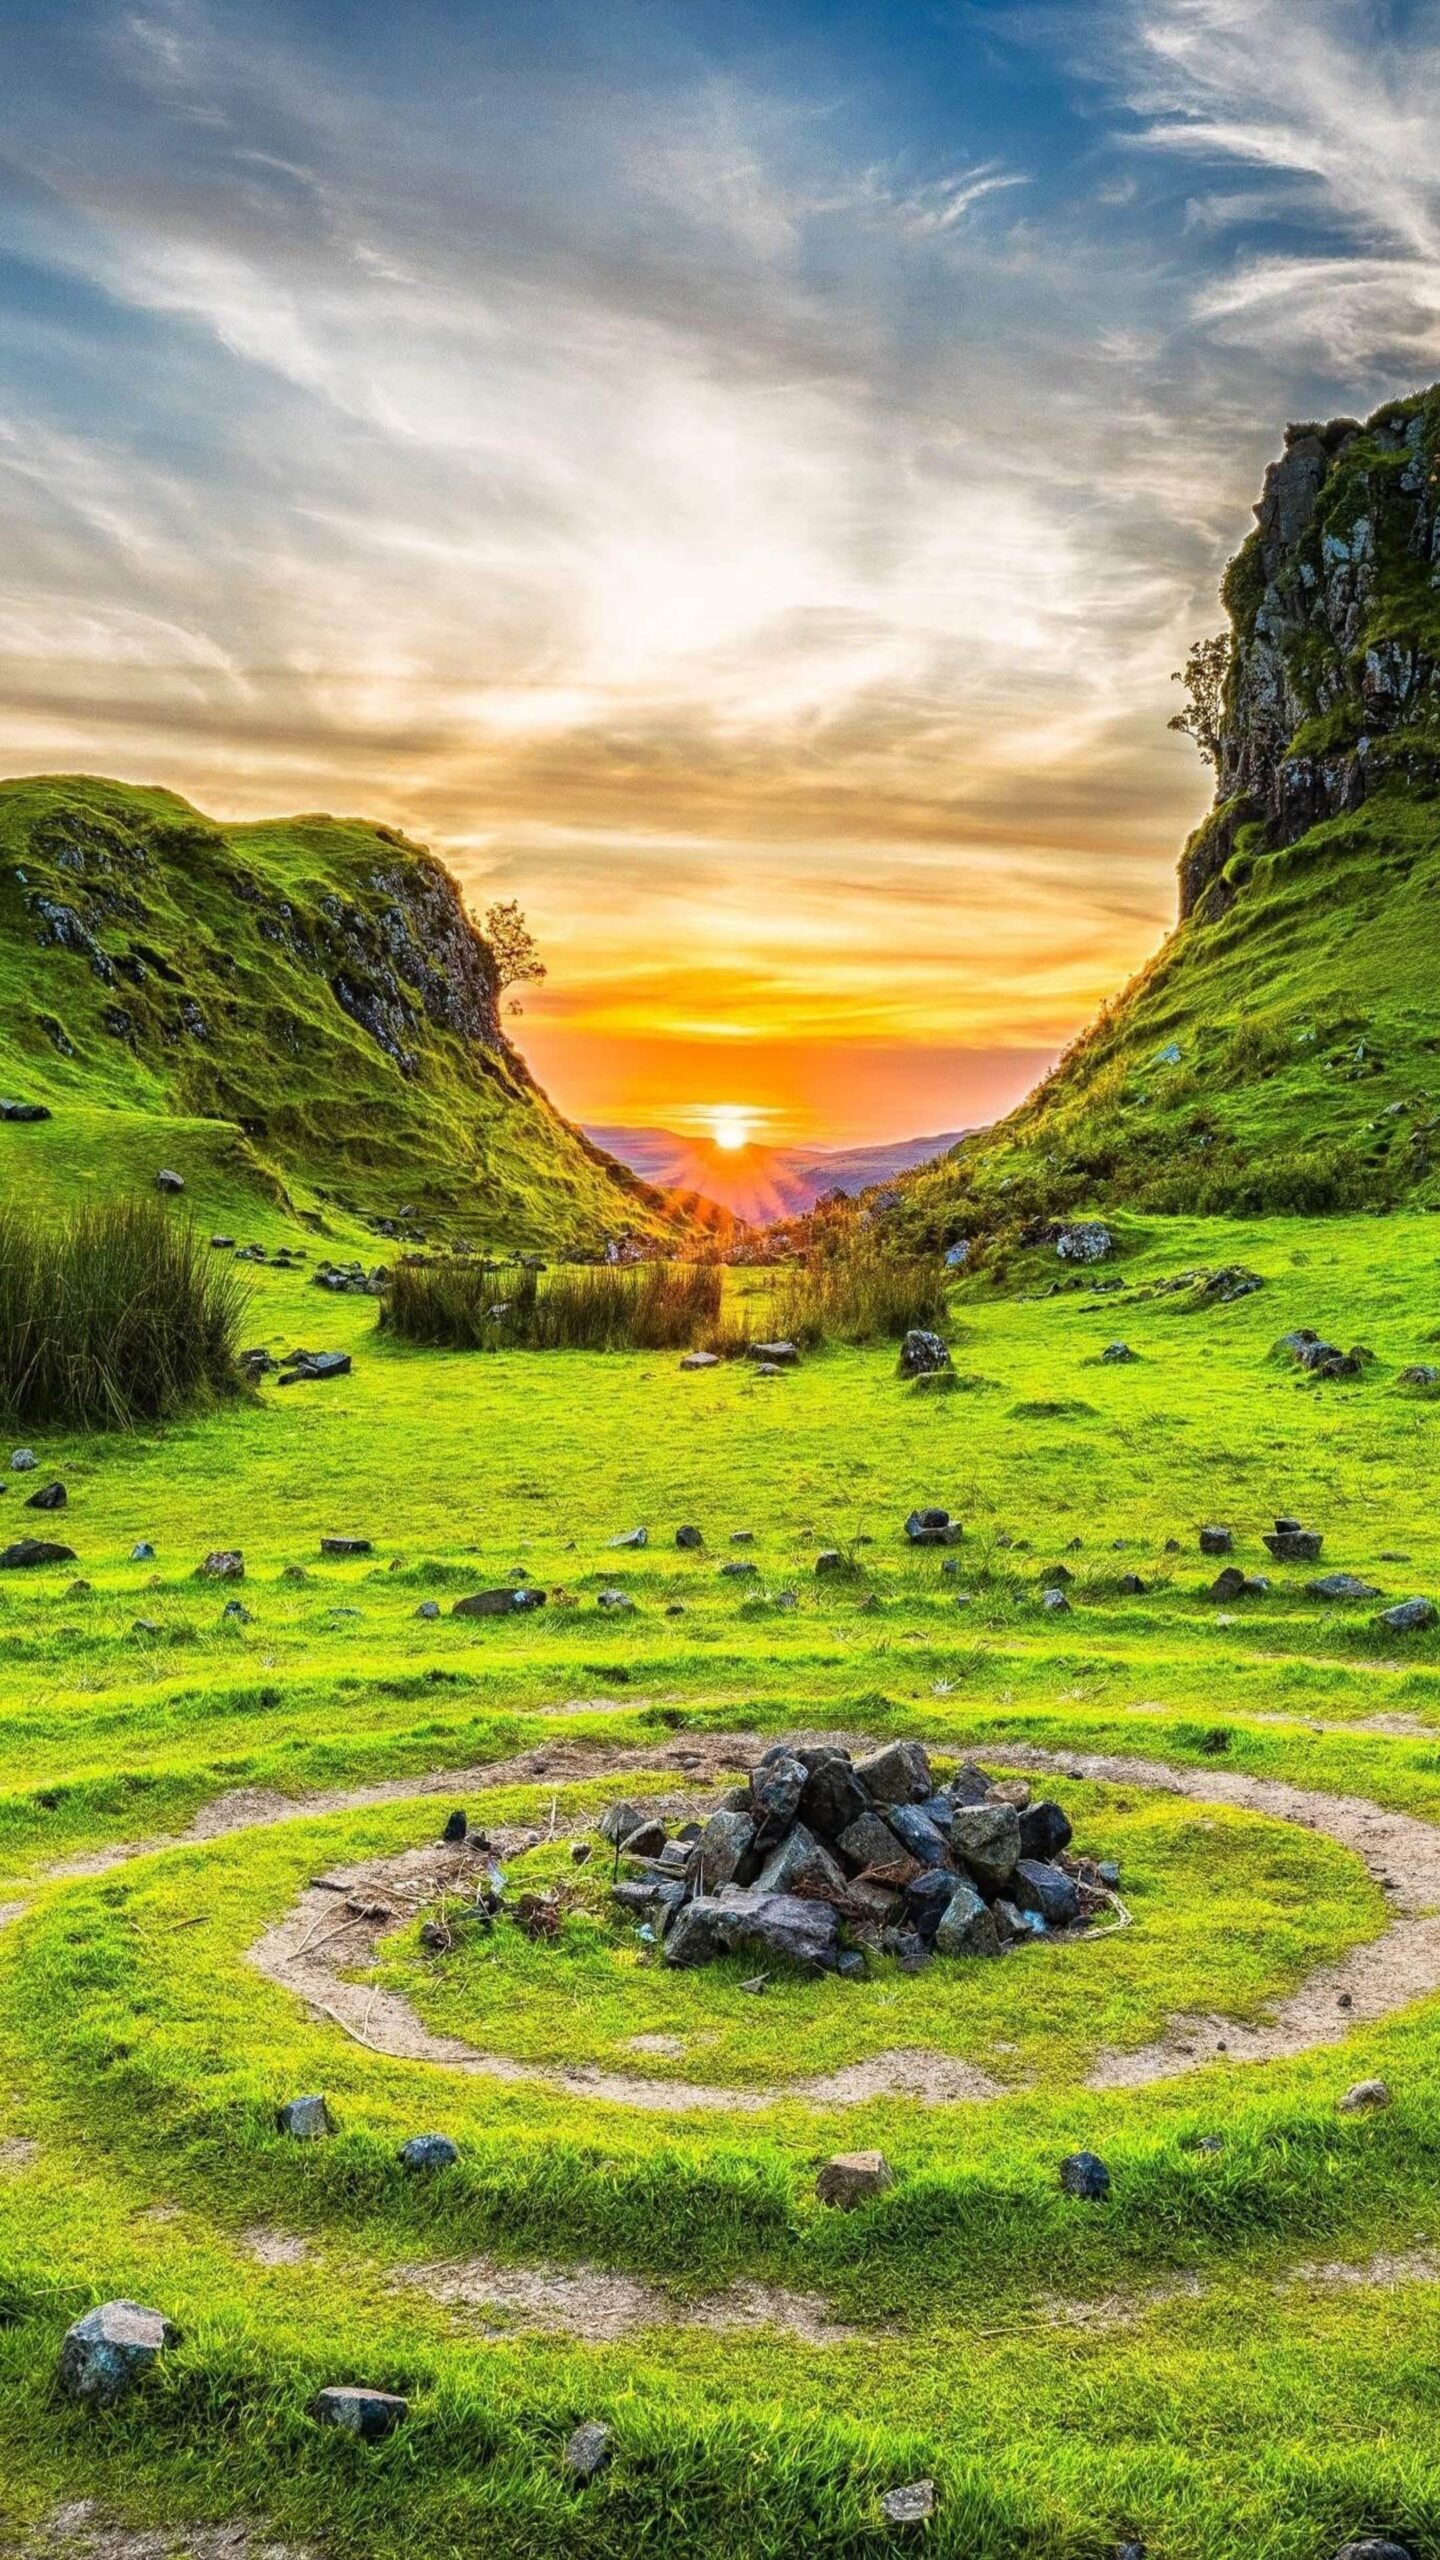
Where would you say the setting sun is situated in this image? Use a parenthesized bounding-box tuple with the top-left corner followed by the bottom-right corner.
(706, 1105, 755, 1152)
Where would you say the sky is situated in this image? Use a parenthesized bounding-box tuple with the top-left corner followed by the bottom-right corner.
(3, 3, 1440, 1146)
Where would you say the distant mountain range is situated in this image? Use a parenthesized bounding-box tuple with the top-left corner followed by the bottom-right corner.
(582, 1124, 966, 1223)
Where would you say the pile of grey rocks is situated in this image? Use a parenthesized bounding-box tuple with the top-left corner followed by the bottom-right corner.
(603, 1739, 1113, 1976)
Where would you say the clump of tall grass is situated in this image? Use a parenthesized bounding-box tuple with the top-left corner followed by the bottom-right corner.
(0, 1199, 250, 1429)
(383, 1256, 748, 1353)
(770, 1240, 948, 1346)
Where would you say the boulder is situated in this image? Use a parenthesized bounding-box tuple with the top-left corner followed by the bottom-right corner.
(1264, 1526, 1323, 1562)
(1055, 1222, 1112, 1263)
(199, 1550, 244, 1579)
(695, 1807, 756, 1889)
(9, 1449, 36, 1471)
(662, 1889, 839, 1973)
(814, 1548, 849, 1576)
(597, 1587, 637, 1609)
(948, 1801, 1021, 1888)
(1059, 2150, 1111, 2201)
(1334, 2541, 1414, 2560)
(609, 1527, 647, 1549)
(750, 1752, 809, 1838)
(598, 1801, 648, 1847)
(58, 2300, 178, 2405)
(754, 1821, 848, 1901)
(946, 1763, 996, 1807)
(933, 1877, 1003, 1955)
(678, 1351, 720, 1371)
(1398, 1365, 1440, 1390)
(277, 2093, 333, 2139)
(1040, 1587, 1071, 1613)
(853, 1738, 933, 1802)
(277, 1349, 352, 1385)
(1199, 1526, 1234, 1556)
(837, 1809, 905, 1874)
(1307, 1573, 1379, 1601)
(903, 1507, 962, 1546)
(1379, 1598, 1437, 1633)
(719, 1558, 758, 1577)
(452, 1586, 546, 1617)
(414, 1599, 440, 1620)
(887, 1803, 955, 1869)
(904, 1867, 960, 1939)
(442, 1809, 467, 1842)
(25, 1480, 66, 1511)
(896, 1330, 951, 1379)
(618, 1817, 667, 1859)
(155, 1168, 185, 1193)
(310, 2386, 408, 2440)
(563, 2418, 614, 2481)
(1013, 1858, 1080, 1926)
(321, 1536, 373, 1558)
(1101, 1342, 1137, 1363)
(0, 1538, 76, 1568)
(399, 2133, 459, 2172)
(1018, 1801, 1073, 1861)
(798, 1753, 870, 1839)
(674, 1524, 704, 1549)
(1117, 1573, 1148, 1594)
(815, 2149, 893, 2208)
(748, 1340, 799, 1365)
(1209, 1566, 1269, 1601)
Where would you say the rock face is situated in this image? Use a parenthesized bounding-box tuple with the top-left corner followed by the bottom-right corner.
(1184, 399, 1440, 918)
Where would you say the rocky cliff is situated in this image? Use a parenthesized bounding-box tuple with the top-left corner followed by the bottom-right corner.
(1182, 388, 1440, 916)
(0, 775, 671, 1247)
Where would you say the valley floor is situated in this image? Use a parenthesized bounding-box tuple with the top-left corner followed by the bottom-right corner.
(5, 1186, 1440, 2556)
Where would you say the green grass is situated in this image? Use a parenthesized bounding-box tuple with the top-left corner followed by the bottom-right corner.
(0, 1197, 249, 1429)
(5, 1144, 1440, 2553)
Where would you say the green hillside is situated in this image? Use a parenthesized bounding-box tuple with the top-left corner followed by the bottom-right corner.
(898, 388, 1440, 1244)
(0, 775, 668, 1248)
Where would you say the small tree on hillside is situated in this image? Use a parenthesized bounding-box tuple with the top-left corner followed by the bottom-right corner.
(1168, 633, 1229, 768)
(483, 899, 546, 1014)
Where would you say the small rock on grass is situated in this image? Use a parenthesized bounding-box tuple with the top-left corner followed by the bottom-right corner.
(131, 1540, 155, 1561)
(1379, 1598, 1437, 1633)
(1060, 2150, 1111, 2201)
(815, 2150, 893, 2209)
(881, 2480, 935, 2527)
(321, 1536, 373, 1558)
(442, 1809, 467, 1842)
(564, 2418, 613, 2481)
(1338, 2079, 1392, 2113)
(25, 1481, 66, 1511)
(399, 2133, 458, 2172)
(1334, 2540, 1414, 2559)
(58, 2300, 178, 2405)
(0, 1538, 76, 1568)
(9, 1449, 36, 1471)
(414, 1599, 440, 1620)
(310, 2386, 408, 2440)
(199, 1549, 244, 1580)
(277, 2094, 333, 2139)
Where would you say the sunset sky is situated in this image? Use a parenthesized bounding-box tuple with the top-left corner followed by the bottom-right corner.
(3, 2, 1439, 1144)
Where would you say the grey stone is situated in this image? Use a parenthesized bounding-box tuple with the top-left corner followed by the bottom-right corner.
(1040, 1586, 1071, 1612)
(948, 1801, 1021, 1887)
(452, 1586, 546, 1617)
(1338, 2078, 1392, 2112)
(1055, 1221, 1112, 1262)
(58, 2300, 178, 2405)
(853, 1738, 933, 1802)
(155, 1168, 185, 1193)
(1014, 1859, 1080, 1926)
(1265, 1527, 1323, 1562)
(310, 2386, 408, 2440)
(905, 1867, 959, 1939)
(321, 1536, 373, 1557)
(221, 1598, 250, 1623)
(1117, 1573, 1147, 1594)
(815, 2149, 892, 2208)
(674, 1524, 704, 1548)
(199, 1549, 244, 1579)
(598, 1800, 648, 1847)
(9, 1449, 36, 1471)
(933, 1877, 1002, 1954)
(694, 1807, 756, 1888)
(130, 1541, 155, 1561)
(1307, 1573, 1379, 1601)
(750, 1752, 808, 1837)
(25, 1480, 66, 1510)
(609, 1527, 648, 1549)
(896, 1330, 951, 1379)
(1060, 2150, 1110, 2200)
(1398, 1365, 1440, 1389)
(662, 1888, 839, 1972)
(0, 1537, 76, 1568)
(415, 1599, 440, 1619)
(837, 1809, 906, 1874)
(1101, 1342, 1137, 1362)
(1333, 2540, 1414, 2559)
(618, 1817, 667, 1859)
(1018, 1800, 1073, 1861)
(400, 2133, 459, 2171)
(0, 1097, 50, 1122)
(1199, 1526, 1234, 1555)
(748, 1340, 799, 1365)
(755, 1821, 848, 1901)
(814, 1548, 848, 1575)
(679, 1351, 720, 1370)
(881, 2480, 936, 2527)
(277, 1349, 352, 1384)
(886, 1803, 954, 1868)
(719, 1558, 758, 1577)
(563, 2418, 613, 2481)
(597, 1587, 636, 1610)
(1379, 1598, 1437, 1633)
(903, 1507, 962, 1546)
(277, 2093, 333, 2139)
(798, 1752, 869, 1838)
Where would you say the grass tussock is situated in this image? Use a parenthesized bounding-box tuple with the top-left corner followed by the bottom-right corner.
(0, 1198, 249, 1429)
(383, 1255, 747, 1353)
(772, 1241, 948, 1345)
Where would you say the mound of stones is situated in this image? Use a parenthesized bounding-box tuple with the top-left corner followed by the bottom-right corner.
(602, 1740, 1113, 1975)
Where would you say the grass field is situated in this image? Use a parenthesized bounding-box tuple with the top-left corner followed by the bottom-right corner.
(5, 1104, 1440, 2555)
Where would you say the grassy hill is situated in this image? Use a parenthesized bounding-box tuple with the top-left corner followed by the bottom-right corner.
(0, 775, 670, 1249)
(896, 388, 1440, 1246)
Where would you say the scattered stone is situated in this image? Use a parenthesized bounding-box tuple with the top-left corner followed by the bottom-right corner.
(210, 1233, 235, 1249)
(1378, 1598, 1437, 1634)
(1264, 1523, 1323, 1563)
(948, 1802, 1021, 1886)
(748, 1340, 799, 1366)
(563, 2418, 613, 2481)
(719, 1559, 758, 1578)
(276, 1349, 352, 1385)
(1060, 2150, 1111, 2201)
(222, 1599, 251, 1624)
(730, 1528, 755, 1544)
(1338, 2078, 1392, 2113)
(310, 2386, 408, 2440)
(695, 1807, 756, 1889)
(896, 1330, 951, 1379)
(609, 1527, 648, 1549)
(442, 1809, 467, 1843)
(399, 2133, 459, 2172)
(904, 1506, 963, 1546)
(452, 1586, 547, 1617)
(1398, 1365, 1440, 1390)
(199, 1550, 244, 1580)
(130, 1541, 155, 1561)
(1333, 2539, 1414, 2560)
(815, 2150, 893, 2209)
(1018, 1801, 1073, 1860)
(276, 2094, 333, 2140)
(0, 1097, 50, 1122)
(853, 1739, 933, 1803)
(1040, 1586, 1071, 1613)
(815, 1549, 848, 1576)
(1055, 1222, 1113, 1263)
(679, 1351, 720, 1371)
(1194, 1265, 1262, 1303)
(664, 1890, 839, 1973)
(1101, 1342, 1137, 1363)
(1199, 1526, 1234, 1556)
(0, 1538, 76, 1568)
(1117, 1572, 1147, 1594)
(675, 1525, 705, 1549)
(1014, 1858, 1081, 1926)
(599, 1802, 649, 1848)
(933, 1877, 1001, 1955)
(1209, 1566, 1269, 1601)
(25, 1480, 66, 1510)
(321, 1537, 373, 1558)
(1308, 1573, 1379, 1601)
(58, 2300, 177, 2405)
(881, 2480, 936, 2527)
(155, 1168, 184, 1194)
(9, 1449, 36, 1471)
(414, 1600, 440, 1620)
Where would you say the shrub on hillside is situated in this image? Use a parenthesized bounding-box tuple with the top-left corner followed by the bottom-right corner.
(771, 1241, 947, 1345)
(383, 1256, 744, 1353)
(0, 1200, 249, 1429)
